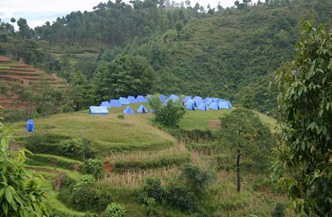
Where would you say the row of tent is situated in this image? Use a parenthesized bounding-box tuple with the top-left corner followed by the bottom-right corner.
(90, 94, 232, 115)
(99, 96, 149, 108)
(89, 104, 150, 115)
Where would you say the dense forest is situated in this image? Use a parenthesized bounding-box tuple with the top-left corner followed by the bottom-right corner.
(1, 0, 332, 117)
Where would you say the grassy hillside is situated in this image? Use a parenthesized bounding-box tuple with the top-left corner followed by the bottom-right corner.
(9, 104, 288, 217)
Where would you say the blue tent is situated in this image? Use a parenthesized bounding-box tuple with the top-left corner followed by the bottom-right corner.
(123, 106, 135, 115)
(137, 104, 148, 113)
(136, 95, 148, 103)
(182, 96, 191, 103)
(218, 98, 227, 103)
(110, 99, 121, 107)
(168, 94, 179, 102)
(186, 100, 196, 110)
(209, 102, 219, 110)
(197, 103, 209, 111)
(212, 98, 219, 102)
(193, 96, 202, 101)
(194, 98, 204, 107)
(204, 98, 213, 105)
(127, 96, 137, 103)
(89, 106, 109, 115)
(227, 101, 233, 108)
(218, 102, 230, 109)
(26, 120, 34, 132)
(100, 101, 111, 108)
(119, 97, 130, 105)
(160, 94, 167, 103)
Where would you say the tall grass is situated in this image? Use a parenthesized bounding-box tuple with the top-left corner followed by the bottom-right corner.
(99, 166, 181, 188)
(106, 142, 187, 162)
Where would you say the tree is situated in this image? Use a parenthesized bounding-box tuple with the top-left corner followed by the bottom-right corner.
(219, 108, 275, 192)
(273, 20, 332, 216)
(0, 119, 50, 216)
(17, 18, 31, 39)
(237, 86, 254, 109)
(148, 94, 186, 128)
(92, 54, 156, 101)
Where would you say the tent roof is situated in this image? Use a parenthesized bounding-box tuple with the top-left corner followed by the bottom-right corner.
(186, 101, 196, 110)
(197, 103, 209, 111)
(160, 95, 167, 102)
(110, 99, 122, 107)
(136, 95, 147, 103)
(137, 104, 148, 113)
(209, 102, 219, 110)
(123, 106, 135, 115)
(119, 97, 130, 105)
(100, 101, 111, 108)
(27, 119, 34, 124)
(127, 96, 137, 103)
(89, 106, 109, 115)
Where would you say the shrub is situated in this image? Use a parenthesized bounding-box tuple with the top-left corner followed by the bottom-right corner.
(138, 178, 164, 204)
(143, 197, 159, 216)
(149, 94, 186, 128)
(81, 158, 104, 179)
(180, 164, 212, 197)
(105, 203, 126, 217)
(60, 138, 83, 157)
(117, 114, 125, 119)
(68, 177, 110, 212)
(271, 203, 285, 217)
(165, 185, 197, 213)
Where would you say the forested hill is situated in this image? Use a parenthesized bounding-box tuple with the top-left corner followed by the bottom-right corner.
(1, 0, 332, 115)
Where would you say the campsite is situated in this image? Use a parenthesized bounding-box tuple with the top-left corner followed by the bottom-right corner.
(0, 0, 331, 217)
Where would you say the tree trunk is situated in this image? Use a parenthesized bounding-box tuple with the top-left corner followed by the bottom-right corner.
(236, 149, 241, 192)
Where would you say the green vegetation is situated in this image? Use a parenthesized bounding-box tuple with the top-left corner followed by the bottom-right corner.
(105, 203, 126, 217)
(149, 95, 186, 128)
(219, 108, 276, 192)
(0, 121, 50, 216)
(274, 20, 332, 216)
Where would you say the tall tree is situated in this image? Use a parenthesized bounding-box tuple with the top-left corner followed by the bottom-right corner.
(92, 54, 156, 101)
(16, 18, 31, 39)
(274, 20, 332, 216)
(219, 109, 275, 192)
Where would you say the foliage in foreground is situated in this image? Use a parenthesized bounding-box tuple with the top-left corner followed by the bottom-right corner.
(0, 120, 50, 216)
(149, 95, 186, 128)
(274, 19, 332, 216)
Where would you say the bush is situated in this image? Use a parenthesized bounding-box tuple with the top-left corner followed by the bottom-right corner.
(81, 158, 104, 179)
(165, 185, 197, 213)
(60, 138, 83, 157)
(66, 177, 111, 212)
(271, 203, 285, 217)
(143, 197, 159, 216)
(117, 114, 125, 119)
(180, 164, 212, 197)
(149, 94, 186, 128)
(105, 203, 126, 217)
(138, 178, 164, 204)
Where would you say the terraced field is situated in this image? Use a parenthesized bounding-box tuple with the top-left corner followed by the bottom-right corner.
(0, 56, 67, 110)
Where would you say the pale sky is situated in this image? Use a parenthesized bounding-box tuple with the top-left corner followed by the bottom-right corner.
(0, 0, 258, 28)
